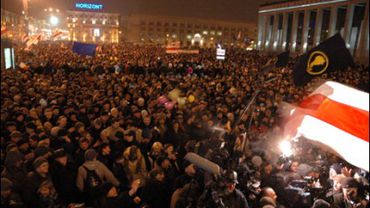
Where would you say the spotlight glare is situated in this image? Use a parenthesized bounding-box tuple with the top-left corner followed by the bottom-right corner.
(279, 140, 293, 157)
(50, 16, 59, 26)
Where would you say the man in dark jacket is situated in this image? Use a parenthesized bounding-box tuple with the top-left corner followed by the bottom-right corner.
(22, 157, 53, 208)
(49, 149, 80, 204)
(141, 168, 171, 208)
(220, 170, 249, 208)
(1, 151, 28, 196)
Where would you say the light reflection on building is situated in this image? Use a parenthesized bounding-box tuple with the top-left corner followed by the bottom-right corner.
(66, 10, 120, 43)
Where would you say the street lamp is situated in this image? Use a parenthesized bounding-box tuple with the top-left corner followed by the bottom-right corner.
(50, 16, 59, 26)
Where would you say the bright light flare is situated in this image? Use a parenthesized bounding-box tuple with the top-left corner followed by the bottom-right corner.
(279, 140, 293, 157)
(50, 16, 59, 26)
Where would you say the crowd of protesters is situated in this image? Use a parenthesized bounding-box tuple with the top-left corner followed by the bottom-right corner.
(1, 42, 369, 208)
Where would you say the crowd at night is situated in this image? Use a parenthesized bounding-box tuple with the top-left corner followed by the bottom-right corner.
(1, 42, 369, 208)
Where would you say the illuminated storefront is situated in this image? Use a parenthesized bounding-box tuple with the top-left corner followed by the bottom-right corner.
(66, 3, 120, 43)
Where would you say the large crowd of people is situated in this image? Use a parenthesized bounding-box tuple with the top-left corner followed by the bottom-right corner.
(1, 42, 369, 208)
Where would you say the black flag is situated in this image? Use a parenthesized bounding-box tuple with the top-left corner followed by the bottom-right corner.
(293, 33, 354, 86)
(275, 51, 290, 67)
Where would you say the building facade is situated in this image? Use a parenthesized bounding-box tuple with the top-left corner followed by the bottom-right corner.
(257, 0, 368, 63)
(1, 9, 27, 41)
(121, 14, 257, 48)
(66, 10, 120, 43)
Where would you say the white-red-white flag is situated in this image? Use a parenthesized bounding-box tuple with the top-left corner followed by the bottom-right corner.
(51, 30, 63, 39)
(283, 81, 369, 171)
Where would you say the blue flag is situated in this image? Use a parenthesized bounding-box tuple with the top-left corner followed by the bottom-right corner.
(72, 42, 97, 56)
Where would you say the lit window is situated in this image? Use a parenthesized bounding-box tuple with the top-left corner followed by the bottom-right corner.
(94, 28, 100, 37)
(92, 19, 96, 24)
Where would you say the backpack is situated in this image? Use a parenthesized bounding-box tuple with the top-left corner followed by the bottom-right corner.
(83, 165, 102, 193)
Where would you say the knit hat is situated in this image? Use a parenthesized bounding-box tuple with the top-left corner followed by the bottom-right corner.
(54, 148, 66, 159)
(1, 178, 13, 192)
(16, 139, 28, 147)
(10, 131, 23, 139)
(33, 157, 48, 170)
(84, 149, 97, 161)
(34, 146, 50, 157)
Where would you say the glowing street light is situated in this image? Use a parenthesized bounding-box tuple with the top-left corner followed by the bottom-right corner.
(50, 16, 59, 26)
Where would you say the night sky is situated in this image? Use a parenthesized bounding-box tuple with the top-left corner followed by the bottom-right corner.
(2, 0, 278, 22)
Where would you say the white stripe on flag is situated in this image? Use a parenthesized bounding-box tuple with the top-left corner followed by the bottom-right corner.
(295, 114, 369, 171)
(310, 81, 369, 111)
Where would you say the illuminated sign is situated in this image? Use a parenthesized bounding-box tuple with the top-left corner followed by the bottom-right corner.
(216, 48, 226, 60)
(75, 3, 103, 10)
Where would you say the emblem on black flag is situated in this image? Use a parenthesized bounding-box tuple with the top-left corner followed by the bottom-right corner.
(306, 51, 329, 75)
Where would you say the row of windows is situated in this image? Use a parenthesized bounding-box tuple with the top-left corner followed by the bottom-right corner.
(140, 27, 248, 34)
(139, 20, 248, 32)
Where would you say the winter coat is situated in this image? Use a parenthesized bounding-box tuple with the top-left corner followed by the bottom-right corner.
(76, 160, 120, 192)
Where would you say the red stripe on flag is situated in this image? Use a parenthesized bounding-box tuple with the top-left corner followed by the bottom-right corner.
(300, 94, 369, 142)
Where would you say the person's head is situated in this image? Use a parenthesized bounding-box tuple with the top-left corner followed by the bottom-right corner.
(150, 169, 165, 182)
(37, 180, 54, 197)
(1, 178, 13, 199)
(173, 122, 179, 131)
(100, 143, 111, 155)
(184, 163, 197, 177)
(79, 138, 90, 150)
(75, 122, 86, 134)
(6, 122, 17, 132)
(259, 196, 276, 208)
(93, 118, 102, 129)
(124, 131, 135, 142)
(16, 139, 29, 153)
(5, 150, 24, 169)
(57, 115, 67, 128)
(10, 131, 23, 144)
(128, 146, 139, 161)
(151, 142, 163, 153)
(261, 187, 277, 202)
(290, 161, 299, 173)
(340, 177, 359, 201)
(164, 144, 174, 155)
(112, 119, 120, 128)
(264, 163, 273, 175)
(224, 170, 238, 194)
(84, 149, 97, 161)
(33, 157, 49, 175)
(34, 145, 51, 158)
(138, 97, 145, 107)
(143, 116, 151, 126)
(110, 107, 119, 118)
(156, 156, 171, 169)
(54, 148, 67, 166)
(44, 108, 53, 119)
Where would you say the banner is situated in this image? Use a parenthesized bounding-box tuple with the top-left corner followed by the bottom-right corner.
(283, 81, 369, 171)
(72, 42, 97, 56)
